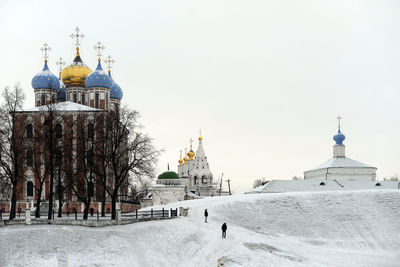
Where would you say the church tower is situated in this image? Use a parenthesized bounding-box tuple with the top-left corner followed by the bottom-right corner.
(32, 43, 59, 106)
(61, 27, 92, 105)
(85, 42, 113, 110)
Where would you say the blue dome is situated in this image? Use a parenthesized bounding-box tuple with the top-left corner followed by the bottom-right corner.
(85, 61, 113, 89)
(109, 72, 123, 100)
(333, 128, 346, 145)
(57, 77, 66, 101)
(32, 61, 60, 90)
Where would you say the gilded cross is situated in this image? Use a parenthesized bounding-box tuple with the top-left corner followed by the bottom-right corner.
(56, 57, 65, 73)
(189, 138, 194, 148)
(337, 115, 342, 129)
(40, 43, 51, 62)
(104, 55, 115, 72)
(70, 27, 85, 47)
(94, 41, 105, 60)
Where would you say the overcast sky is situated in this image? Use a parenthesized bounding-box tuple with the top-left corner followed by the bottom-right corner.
(1, 0, 399, 193)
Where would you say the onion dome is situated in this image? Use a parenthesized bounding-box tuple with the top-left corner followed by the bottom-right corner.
(178, 150, 183, 165)
(61, 48, 92, 87)
(57, 76, 66, 101)
(108, 72, 123, 100)
(183, 148, 189, 164)
(32, 61, 60, 90)
(187, 148, 195, 160)
(158, 171, 180, 180)
(85, 60, 113, 89)
(333, 128, 346, 145)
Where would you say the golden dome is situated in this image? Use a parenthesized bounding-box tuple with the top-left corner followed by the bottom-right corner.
(179, 150, 183, 165)
(183, 148, 189, 164)
(61, 48, 92, 87)
(187, 148, 195, 160)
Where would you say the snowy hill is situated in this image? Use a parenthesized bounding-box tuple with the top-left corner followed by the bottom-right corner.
(1, 190, 399, 266)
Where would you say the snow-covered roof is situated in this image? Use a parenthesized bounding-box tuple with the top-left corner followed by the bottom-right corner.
(307, 157, 375, 172)
(245, 179, 398, 194)
(20, 101, 103, 112)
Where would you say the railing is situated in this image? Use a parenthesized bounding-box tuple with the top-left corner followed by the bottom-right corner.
(121, 208, 178, 220)
(1, 208, 180, 222)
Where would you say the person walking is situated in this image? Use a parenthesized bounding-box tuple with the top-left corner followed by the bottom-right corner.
(204, 209, 208, 223)
(221, 222, 227, 238)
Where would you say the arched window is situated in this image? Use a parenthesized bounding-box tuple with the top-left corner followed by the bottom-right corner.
(55, 123, 62, 138)
(87, 150, 93, 166)
(88, 123, 94, 138)
(26, 148, 33, 167)
(95, 93, 99, 108)
(202, 176, 208, 184)
(26, 124, 33, 138)
(194, 176, 198, 185)
(27, 181, 34, 197)
(41, 94, 45, 105)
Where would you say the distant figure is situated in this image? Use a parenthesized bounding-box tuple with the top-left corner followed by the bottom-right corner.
(221, 222, 227, 238)
(90, 208, 94, 217)
(204, 209, 208, 223)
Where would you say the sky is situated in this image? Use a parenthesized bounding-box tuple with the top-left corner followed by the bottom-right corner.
(0, 0, 399, 193)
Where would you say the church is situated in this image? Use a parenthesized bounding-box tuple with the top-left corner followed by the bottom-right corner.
(0, 28, 135, 214)
(247, 118, 398, 194)
(141, 132, 223, 207)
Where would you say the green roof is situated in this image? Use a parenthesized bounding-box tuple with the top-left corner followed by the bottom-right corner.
(158, 171, 180, 180)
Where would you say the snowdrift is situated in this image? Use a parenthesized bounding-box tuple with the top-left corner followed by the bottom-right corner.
(1, 190, 399, 266)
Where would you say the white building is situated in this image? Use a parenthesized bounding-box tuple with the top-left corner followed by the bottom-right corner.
(177, 134, 219, 196)
(246, 118, 399, 194)
(304, 122, 377, 181)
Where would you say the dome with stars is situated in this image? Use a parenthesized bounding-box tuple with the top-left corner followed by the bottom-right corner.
(85, 60, 113, 89)
(32, 61, 60, 90)
(109, 72, 123, 100)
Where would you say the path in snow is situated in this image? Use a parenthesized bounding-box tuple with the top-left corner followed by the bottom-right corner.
(0, 190, 399, 266)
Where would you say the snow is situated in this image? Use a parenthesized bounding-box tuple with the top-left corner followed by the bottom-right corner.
(1, 190, 399, 266)
(246, 180, 399, 193)
(308, 157, 374, 171)
(21, 101, 102, 112)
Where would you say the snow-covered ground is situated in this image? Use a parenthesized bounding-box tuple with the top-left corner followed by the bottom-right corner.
(1, 190, 399, 266)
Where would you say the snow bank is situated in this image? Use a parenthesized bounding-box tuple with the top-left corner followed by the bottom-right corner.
(1, 190, 399, 266)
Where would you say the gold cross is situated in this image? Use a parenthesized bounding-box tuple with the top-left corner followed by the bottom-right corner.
(94, 41, 105, 61)
(189, 138, 194, 148)
(40, 43, 51, 62)
(56, 57, 65, 73)
(337, 115, 342, 129)
(104, 55, 115, 72)
(70, 27, 85, 48)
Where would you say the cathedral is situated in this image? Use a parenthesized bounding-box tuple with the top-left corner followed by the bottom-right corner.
(0, 28, 135, 214)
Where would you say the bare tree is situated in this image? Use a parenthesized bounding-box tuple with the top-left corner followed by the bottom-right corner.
(253, 178, 269, 188)
(0, 85, 25, 220)
(106, 107, 160, 219)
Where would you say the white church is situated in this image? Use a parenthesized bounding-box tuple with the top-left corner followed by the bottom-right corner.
(248, 118, 399, 194)
(141, 132, 225, 206)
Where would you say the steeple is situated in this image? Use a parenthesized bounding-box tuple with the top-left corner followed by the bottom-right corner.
(333, 115, 346, 158)
(178, 150, 183, 165)
(196, 131, 206, 158)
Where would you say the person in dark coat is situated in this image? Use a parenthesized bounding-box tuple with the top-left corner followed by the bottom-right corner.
(204, 209, 208, 223)
(221, 222, 227, 238)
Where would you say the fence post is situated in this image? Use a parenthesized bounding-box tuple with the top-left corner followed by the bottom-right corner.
(97, 210, 99, 221)
(0, 210, 2, 220)
(75, 210, 77, 220)
(175, 208, 178, 217)
(136, 209, 138, 219)
(52, 209, 55, 220)
(151, 209, 153, 218)
(170, 208, 172, 218)
(162, 208, 164, 218)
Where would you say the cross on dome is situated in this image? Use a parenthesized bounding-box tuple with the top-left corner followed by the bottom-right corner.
(105, 55, 115, 73)
(94, 41, 105, 61)
(337, 115, 342, 129)
(40, 43, 51, 62)
(189, 138, 194, 148)
(70, 27, 85, 48)
(56, 57, 65, 74)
